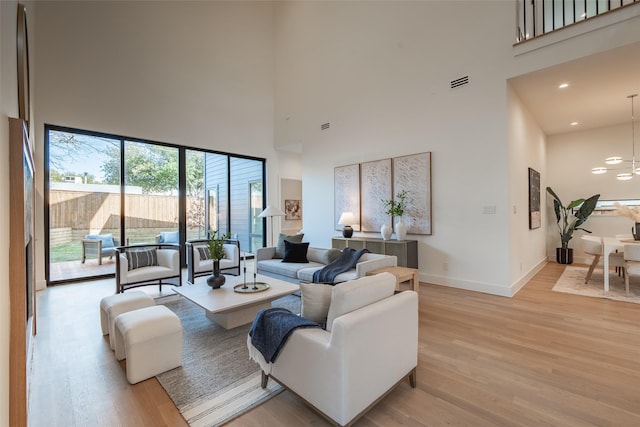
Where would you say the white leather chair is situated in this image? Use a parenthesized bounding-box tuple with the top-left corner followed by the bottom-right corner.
(623, 244, 640, 295)
(581, 235, 625, 284)
(185, 239, 240, 284)
(115, 244, 181, 293)
(248, 273, 418, 426)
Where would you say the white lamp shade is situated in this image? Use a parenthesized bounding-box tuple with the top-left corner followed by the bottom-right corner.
(258, 205, 285, 218)
(338, 212, 356, 225)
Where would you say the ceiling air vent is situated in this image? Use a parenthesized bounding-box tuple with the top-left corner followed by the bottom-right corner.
(321, 122, 330, 130)
(451, 76, 470, 89)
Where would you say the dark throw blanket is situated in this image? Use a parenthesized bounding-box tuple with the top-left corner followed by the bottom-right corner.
(312, 247, 370, 284)
(249, 307, 320, 363)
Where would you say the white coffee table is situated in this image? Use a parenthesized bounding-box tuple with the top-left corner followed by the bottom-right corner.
(172, 274, 299, 329)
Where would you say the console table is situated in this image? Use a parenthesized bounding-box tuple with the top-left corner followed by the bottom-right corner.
(331, 237, 418, 268)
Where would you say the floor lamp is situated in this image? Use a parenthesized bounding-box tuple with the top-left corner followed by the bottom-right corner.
(258, 205, 285, 246)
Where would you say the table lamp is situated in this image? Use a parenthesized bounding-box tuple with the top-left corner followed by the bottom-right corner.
(338, 212, 356, 238)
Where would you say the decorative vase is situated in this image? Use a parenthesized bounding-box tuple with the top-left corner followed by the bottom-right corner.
(395, 218, 407, 241)
(556, 248, 573, 265)
(633, 223, 640, 240)
(207, 260, 226, 288)
(381, 223, 392, 240)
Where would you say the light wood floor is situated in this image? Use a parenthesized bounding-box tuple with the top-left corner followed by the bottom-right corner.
(29, 263, 640, 426)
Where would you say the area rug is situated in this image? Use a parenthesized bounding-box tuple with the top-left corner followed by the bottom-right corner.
(552, 265, 640, 303)
(157, 294, 301, 426)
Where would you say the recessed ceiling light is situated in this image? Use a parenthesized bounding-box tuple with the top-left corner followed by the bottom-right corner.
(570, 122, 579, 126)
(559, 83, 569, 89)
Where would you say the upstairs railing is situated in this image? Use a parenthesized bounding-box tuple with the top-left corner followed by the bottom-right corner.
(516, 0, 639, 43)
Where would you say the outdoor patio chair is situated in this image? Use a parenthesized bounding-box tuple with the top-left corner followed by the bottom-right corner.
(155, 231, 180, 244)
(82, 234, 119, 265)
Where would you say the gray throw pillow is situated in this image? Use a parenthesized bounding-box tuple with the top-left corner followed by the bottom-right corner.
(126, 248, 159, 271)
(325, 248, 342, 265)
(274, 233, 304, 259)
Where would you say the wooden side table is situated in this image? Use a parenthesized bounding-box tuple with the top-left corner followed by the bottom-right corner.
(366, 266, 419, 292)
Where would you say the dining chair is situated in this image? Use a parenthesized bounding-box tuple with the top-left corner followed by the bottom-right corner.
(581, 235, 625, 284)
(623, 244, 640, 295)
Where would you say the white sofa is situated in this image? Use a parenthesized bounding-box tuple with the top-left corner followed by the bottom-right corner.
(248, 272, 419, 426)
(115, 244, 181, 293)
(185, 239, 241, 284)
(256, 246, 397, 284)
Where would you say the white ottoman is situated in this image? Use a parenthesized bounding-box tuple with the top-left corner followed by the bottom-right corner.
(113, 305, 183, 384)
(100, 291, 156, 350)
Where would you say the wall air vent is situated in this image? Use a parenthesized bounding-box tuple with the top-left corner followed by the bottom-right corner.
(321, 122, 330, 130)
(451, 76, 470, 89)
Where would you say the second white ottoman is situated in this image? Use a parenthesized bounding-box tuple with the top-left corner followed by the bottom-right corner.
(100, 291, 156, 350)
(114, 305, 183, 384)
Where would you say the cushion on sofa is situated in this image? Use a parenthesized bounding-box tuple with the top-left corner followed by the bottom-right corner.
(300, 282, 333, 325)
(325, 272, 396, 331)
(274, 233, 304, 259)
(282, 241, 310, 263)
(307, 247, 342, 265)
(258, 259, 323, 279)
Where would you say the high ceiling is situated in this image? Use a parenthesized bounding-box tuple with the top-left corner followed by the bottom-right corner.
(509, 41, 640, 136)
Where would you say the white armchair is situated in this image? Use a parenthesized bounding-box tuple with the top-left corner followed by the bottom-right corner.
(185, 239, 240, 284)
(248, 273, 418, 426)
(115, 244, 181, 293)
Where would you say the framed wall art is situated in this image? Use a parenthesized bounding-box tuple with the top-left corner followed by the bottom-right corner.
(334, 164, 360, 231)
(393, 152, 432, 235)
(360, 158, 392, 232)
(285, 199, 302, 220)
(528, 167, 541, 229)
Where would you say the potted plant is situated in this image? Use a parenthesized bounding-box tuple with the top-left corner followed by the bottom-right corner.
(382, 190, 409, 240)
(546, 187, 600, 264)
(207, 230, 231, 288)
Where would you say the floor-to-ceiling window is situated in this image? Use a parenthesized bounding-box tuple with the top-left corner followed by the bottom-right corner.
(123, 141, 179, 245)
(45, 125, 265, 284)
(46, 129, 122, 282)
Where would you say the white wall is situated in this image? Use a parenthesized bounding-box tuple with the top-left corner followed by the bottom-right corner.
(275, 1, 518, 296)
(34, 1, 277, 287)
(274, 0, 640, 296)
(507, 85, 548, 293)
(547, 122, 640, 263)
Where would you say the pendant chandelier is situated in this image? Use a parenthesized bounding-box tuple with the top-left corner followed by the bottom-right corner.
(592, 94, 638, 180)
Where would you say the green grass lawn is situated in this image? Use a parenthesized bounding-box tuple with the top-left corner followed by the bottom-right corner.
(50, 242, 83, 263)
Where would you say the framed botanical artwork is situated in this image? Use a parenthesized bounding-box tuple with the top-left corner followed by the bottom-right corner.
(285, 199, 302, 220)
(360, 158, 392, 232)
(334, 164, 360, 231)
(528, 167, 541, 229)
(393, 152, 432, 235)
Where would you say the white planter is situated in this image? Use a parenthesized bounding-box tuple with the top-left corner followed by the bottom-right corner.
(381, 223, 392, 240)
(395, 218, 407, 241)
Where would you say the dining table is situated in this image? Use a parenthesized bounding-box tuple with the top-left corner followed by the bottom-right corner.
(602, 237, 640, 292)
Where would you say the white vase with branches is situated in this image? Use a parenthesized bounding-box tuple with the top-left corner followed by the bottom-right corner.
(614, 203, 640, 240)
